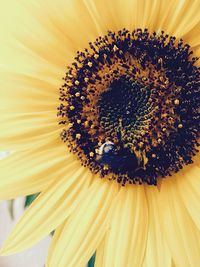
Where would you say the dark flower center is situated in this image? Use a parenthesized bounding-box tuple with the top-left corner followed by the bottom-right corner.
(58, 28, 199, 185)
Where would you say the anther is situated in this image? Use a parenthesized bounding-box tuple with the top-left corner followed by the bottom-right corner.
(113, 45, 119, 52)
(174, 99, 180, 105)
(75, 92, 80, 97)
(75, 80, 80, 85)
(76, 133, 81, 139)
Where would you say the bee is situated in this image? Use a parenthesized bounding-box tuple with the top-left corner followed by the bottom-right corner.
(96, 141, 142, 173)
(98, 141, 116, 156)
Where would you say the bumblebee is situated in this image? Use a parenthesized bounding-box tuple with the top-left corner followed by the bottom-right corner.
(96, 141, 147, 174)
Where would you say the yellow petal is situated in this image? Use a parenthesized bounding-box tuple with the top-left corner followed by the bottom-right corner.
(154, 0, 200, 38)
(0, 1, 71, 74)
(0, 0, 101, 74)
(0, 144, 73, 199)
(0, 112, 59, 151)
(0, 72, 59, 110)
(84, 0, 160, 32)
(177, 165, 200, 231)
(99, 185, 148, 267)
(47, 221, 66, 261)
(173, 0, 200, 38)
(182, 21, 200, 49)
(23, 0, 101, 57)
(94, 234, 107, 267)
(143, 186, 171, 267)
(0, 67, 61, 150)
(47, 178, 118, 267)
(1, 165, 91, 255)
(158, 177, 200, 267)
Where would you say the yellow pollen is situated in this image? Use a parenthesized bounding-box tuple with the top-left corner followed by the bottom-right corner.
(75, 92, 80, 97)
(88, 62, 93, 67)
(152, 141, 157, 147)
(70, 106, 75, 110)
(94, 54, 99, 59)
(103, 165, 109, 170)
(178, 123, 183, 128)
(84, 77, 89, 82)
(139, 142, 144, 148)
(66, 82, 73, 86)
(159, 76, 164, 82)
(152, 153, 156, 158)
(75, 80, 80, 85)
(113, 45, 119, 52)
(80, 96, 85, 100)
(76, 133, 81, 139)
(84, 121, 89, 127)
(168, 117, 175, 124)
(77, 119, 81, 124)
(95, 148, 99, 154)
(174, 99, 180, 105)
(89, 152, 94, 157)
(161, 113, 168, 119)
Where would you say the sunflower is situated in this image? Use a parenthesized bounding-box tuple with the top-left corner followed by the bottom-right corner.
(0, 0, 200, 266)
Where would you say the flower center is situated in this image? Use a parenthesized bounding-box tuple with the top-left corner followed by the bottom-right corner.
(58, 29, 199, 185)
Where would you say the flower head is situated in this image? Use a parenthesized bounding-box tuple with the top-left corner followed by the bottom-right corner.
(0, 1, 200, 267)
